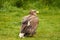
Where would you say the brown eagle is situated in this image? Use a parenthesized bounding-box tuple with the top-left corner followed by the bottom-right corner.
(19, 10, 39, 38)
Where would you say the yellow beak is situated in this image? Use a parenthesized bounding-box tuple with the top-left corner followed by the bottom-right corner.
(36, 11, 39, 13)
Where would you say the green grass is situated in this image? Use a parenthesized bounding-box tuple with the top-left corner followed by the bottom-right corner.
(0, 9, 60, 40)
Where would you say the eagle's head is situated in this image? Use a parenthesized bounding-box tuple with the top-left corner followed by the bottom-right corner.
(29, 10, 39, 15)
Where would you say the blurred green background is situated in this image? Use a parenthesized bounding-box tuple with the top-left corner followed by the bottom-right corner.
(0, 0, 60, 40)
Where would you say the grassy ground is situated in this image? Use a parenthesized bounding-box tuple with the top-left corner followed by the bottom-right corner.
(0, 9, 60, 40)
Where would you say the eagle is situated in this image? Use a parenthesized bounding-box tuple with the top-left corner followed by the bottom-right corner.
(19, 10, 39, 38)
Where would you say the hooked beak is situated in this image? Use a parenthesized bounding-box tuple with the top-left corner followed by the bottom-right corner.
(36, 11, 39, 13)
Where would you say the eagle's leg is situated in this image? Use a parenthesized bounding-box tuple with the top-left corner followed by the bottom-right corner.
(29, 31, 36, 37)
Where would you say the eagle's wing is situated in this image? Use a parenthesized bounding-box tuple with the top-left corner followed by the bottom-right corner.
(29, 17, 39, 33)
(21, 15, 30, 33)
(21, 15, 39, 33)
